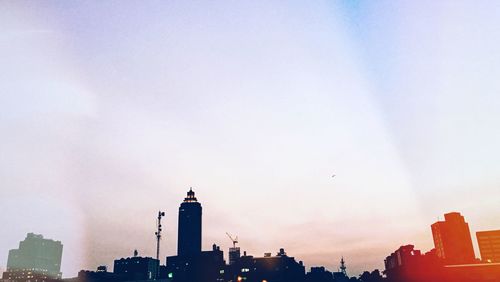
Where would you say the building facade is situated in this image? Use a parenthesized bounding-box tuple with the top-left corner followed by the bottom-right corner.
(431, 212, 476, 264)
(113, 256, 159, 281)
(384, 245, 443, 282)
(477, 229, 500, 263)
(227, 248, 305, 282)
(228, 247, 240, 266)
(2, 233, 63, 282)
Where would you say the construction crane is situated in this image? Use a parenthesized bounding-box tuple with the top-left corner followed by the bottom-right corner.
(226, 232, 238, 248)
(226, 232, 241, 265)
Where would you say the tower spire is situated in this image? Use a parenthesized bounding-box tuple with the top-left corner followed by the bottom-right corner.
(184, 187, 198, 202)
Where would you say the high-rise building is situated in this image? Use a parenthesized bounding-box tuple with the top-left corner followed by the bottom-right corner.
(2, 233, 63, 281)
(477, 229, 500, 263)
(177, 188, 202, 257)
(228, 246, 241, 265)
(431, 212, 476, 264)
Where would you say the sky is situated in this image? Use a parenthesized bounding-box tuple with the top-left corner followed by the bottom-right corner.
(1, 0, 500, 277)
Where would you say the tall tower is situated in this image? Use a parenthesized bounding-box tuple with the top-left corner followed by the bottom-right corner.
(177, 188, 202, 257)
(431, 212, 475, 264)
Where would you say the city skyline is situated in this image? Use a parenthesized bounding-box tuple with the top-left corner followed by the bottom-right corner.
(2, 0, 500, 278)
(2, 190, 498, 279)
(2, 191, 499, 282)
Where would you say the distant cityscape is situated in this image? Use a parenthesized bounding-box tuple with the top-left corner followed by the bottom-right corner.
(2, 189, 500, 282)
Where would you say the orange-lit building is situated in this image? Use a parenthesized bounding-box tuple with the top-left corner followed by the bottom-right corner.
(384, 245, 444, 282)
(431, 212, 476, 264)
(477, 230, 500, 263)
(384, 244, 500, 282)
(444, 262, 500, 282)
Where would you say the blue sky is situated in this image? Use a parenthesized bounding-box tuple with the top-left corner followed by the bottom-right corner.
(1, 0, 500, 277)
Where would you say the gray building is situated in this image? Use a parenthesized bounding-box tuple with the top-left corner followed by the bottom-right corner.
(2, 233, 63, 281)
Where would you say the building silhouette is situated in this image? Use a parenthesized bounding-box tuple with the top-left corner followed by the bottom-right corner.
(66, 266, 119, 282)
(226, 233, 240, 266)
(228, 246, 240, 266)
(431, 212, 476, 264)
(64, 252, 160, 282)
(164, 189, 226, 282)
(56, 189, 500, 282)
(476, 229, 500, 263)
(384, 245, 443, 282)
(162, 189, 309, 282)
(113, 254, 159, 281)
(165, 244, 225, 282)
(304, 260, 350, 282)
(383, 212, 500, 282)
(2, 233, 63, 282)
(177, 188, 202, 257)
(305, 266, 333, 282)
(227, 248, 305, 282)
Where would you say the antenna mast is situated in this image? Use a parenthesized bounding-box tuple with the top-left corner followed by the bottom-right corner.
(340, 256, 347, 276)
(155, 211, 166, 261)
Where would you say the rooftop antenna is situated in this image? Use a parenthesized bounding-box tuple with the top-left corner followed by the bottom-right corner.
(155, 211, 166, 261)
(340, 256, 347, 276)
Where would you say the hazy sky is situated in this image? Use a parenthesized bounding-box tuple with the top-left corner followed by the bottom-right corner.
(1, 0, 500, 277)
